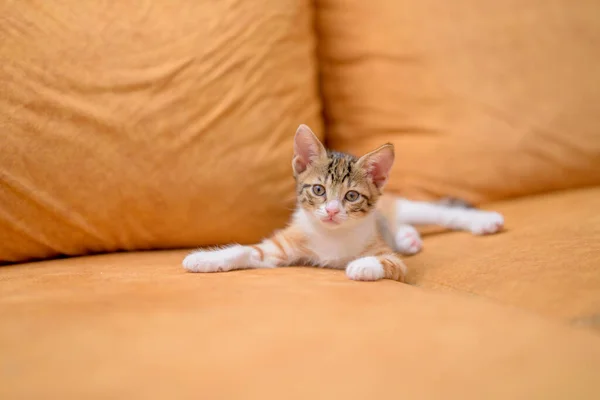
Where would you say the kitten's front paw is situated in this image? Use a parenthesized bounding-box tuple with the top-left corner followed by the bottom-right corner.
(183, 246, 252, 273)
(346, 257, 385, 281)
(395, 225, 423, 255)
(469, 211, 504, 235)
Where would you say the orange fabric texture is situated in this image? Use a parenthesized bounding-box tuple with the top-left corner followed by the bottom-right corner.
(0, 1, 322, 263)
(408, 187, 600, 328)
(2, 251, 600, 399)
(318, 0, 600, 203)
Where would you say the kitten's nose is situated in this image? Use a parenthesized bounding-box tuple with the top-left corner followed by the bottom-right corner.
(326, 208, 339, 217)
(325, 201, 340, 216)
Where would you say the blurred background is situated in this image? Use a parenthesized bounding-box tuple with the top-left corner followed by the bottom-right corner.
(1, 1, 598, 262)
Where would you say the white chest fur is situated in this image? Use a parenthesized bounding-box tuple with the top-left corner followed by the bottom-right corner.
(292, 209, 377, 269)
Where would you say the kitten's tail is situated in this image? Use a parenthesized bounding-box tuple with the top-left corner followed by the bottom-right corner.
(435, 197, 475, 209)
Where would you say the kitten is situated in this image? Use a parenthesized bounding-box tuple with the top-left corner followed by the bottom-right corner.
(183, 124, 504, 282)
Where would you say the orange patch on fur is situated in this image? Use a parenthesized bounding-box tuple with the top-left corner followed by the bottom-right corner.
(250, 245, 264, 262)
(277, 227, 315, 260)
(270, 236, 288, 260)
(380, 257, 405, 282)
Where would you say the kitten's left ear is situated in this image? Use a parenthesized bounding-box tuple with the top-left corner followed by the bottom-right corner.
(357, 143, 395, 189)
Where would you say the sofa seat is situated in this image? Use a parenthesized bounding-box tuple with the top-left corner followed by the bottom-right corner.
(410, 186, 600, 330)
(2, 185, 600, 399)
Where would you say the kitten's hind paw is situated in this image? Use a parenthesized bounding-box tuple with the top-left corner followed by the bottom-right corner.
(183, 246, 253, 273)
(468, 211, 504, 235)
(395, 225, 423, 255)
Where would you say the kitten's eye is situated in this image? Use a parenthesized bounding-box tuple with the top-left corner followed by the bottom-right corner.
(345, 190, 360, 202)
(312, 184, 326, 196)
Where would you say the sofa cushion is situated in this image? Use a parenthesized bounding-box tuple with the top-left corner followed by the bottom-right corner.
(408, 187, 600, 329)
(1, 251, 600, 399)
(317, 0, 600, 203)
(0, 1, 322, 263)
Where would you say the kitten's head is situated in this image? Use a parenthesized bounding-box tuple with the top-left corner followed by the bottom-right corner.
(292, 124, 394, 230)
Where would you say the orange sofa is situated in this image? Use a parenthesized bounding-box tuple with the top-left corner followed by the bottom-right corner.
(1, 1, 599, 399)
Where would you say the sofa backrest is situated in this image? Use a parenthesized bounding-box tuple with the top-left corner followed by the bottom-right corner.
(317, 0, 600, 203)
(0, 1, 322, 263)
(3, 0, 600, 263)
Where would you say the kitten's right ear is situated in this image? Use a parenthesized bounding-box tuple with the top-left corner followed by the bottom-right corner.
(293, 124, 326, 175)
